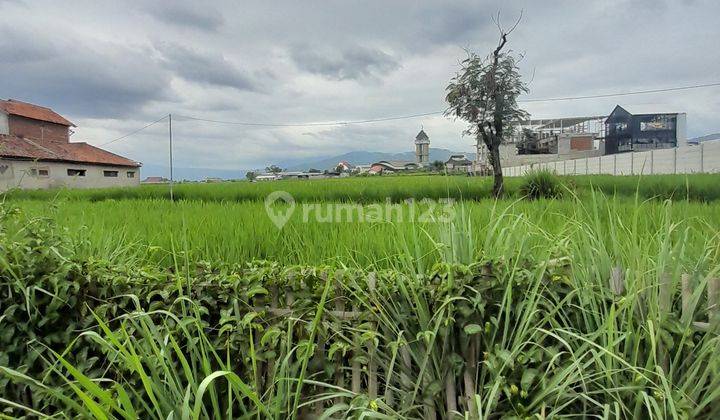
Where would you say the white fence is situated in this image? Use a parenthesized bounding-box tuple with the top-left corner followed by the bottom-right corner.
(505, 140, 720, 177)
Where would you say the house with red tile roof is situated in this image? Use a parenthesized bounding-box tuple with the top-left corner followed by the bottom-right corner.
(0, 99, 141, 191)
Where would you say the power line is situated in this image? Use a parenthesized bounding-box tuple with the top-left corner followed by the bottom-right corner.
(100, 114, 169, 146)
(177, 81, 720, 128)
(518, 81, 720, 103)
(173, 110, 444, 127)
(101, 81, 720, 143)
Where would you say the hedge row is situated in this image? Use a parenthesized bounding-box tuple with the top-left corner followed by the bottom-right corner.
(1, 207, 718, 418)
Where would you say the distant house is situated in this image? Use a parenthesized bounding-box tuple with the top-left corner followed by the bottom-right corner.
(279, 171, 310, 179)
(368, 160, 419, 174)
(142, 176, 170, 184)
(445, 154, 472, 172)
(204, 177, 223, 183)
(688, 133, 720, 144)
(336, 160, 354, 171)
(604, 105, 687, 154)
(353, 164, 372, 173)
(255, 174, 280, 181)
(0, 99, 141, 191)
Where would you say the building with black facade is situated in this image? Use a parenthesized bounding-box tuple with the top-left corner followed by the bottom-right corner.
(604, 105, 687, 154)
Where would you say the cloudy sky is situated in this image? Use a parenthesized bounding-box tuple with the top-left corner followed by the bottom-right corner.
(1, 0, 719, 172)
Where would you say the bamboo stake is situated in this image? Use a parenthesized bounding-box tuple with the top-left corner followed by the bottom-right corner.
(708, 277, 720, 324)
(463, 338, 477, 416)
(658, 273, 672, 373)
(424, 398, 437, 420)
(681, 273, 692, 324)
(334, 270, 346, 404)
(253, 294, 265, 392)
(266, 285, 278, 385)
(367, 273, 378, 400)
(352, 297, 362, 394)
(445, 371, 458, 418)
(400, 345, 412, 404)
(313, 272, 329, 416)
(285, 274, 296, 410)
(610, 266, 625, 296)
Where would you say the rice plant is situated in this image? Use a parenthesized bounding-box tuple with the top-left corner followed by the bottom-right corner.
(1, 177, 719, 418)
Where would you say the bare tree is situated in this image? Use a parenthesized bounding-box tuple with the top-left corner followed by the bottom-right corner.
(445, 14, 528, 197)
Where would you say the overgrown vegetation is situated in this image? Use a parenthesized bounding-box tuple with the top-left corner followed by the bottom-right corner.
(4, 173, 720, 203)
(519, 169, 564, 199)
(1, 185, 720, 417)
(7, 192, 720, 270)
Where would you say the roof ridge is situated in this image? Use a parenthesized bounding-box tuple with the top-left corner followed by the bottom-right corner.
(6, 99, 53, 110)
(73, 141, 142, 165)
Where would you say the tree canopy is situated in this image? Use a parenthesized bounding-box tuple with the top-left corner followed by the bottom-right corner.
(445, 20, 528, 196)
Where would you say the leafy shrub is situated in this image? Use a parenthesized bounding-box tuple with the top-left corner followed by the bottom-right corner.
(519, 169, 564, 199)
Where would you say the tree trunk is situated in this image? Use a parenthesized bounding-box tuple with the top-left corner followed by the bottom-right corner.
(490, 144, 503, 197)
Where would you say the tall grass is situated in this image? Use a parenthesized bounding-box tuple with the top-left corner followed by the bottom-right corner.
(3, 191, 718, 417)
(2, 179, 720, 417)
(4, 173, 720, 203)
(9, 195, 720, 270)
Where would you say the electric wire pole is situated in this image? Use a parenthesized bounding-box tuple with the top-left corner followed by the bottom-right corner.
(168, 113, 174, 201)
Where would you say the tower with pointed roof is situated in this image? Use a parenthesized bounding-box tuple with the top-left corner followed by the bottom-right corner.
(414, 128, 429, 165)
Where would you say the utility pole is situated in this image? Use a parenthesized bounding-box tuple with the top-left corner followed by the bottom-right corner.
(169, 113, 174, 201)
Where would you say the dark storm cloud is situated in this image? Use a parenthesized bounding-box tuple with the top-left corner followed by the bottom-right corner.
(144, 2, 223, 31)
(412, 3, 492, 46)
(157, 44, 261, 91)
(290, 46, 400, 81)
(1, 0, 718, 171)
(0, 28, 172, 118)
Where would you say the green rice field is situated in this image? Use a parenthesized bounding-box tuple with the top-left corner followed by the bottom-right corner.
(5, 172, 720, 203)
(2, 173, 720, 418)
(9, 192, 720, 271)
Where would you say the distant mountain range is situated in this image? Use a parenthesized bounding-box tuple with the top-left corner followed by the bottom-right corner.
(280, 148, 476, 172)
(688, 133, 720, 143)
(141, 164, 247, 181)
(141, 148, 476, 181)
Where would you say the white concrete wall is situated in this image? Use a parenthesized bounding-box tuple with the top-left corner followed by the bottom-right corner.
(0, 159, 141, 191)
(505, 140, 720, 177)
(676, 113, 687, 146)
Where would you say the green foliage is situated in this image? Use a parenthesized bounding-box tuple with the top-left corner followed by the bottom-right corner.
(5, 173, 720, 203)
(445, 29, 529, 197)
(430, 160, 445, 172)
(519, 169, 565, 199)
(1, 195, 720, 418)
(445, 49, 528, 141)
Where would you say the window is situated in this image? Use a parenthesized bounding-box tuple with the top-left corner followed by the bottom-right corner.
(29, 167, 50, 177)
(67, 169, 86, 177)
(127, 171, 135, 178)
(640, 115, 674, 131)
(103, 170, 119, 177)
(613, 122, 628, 131)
